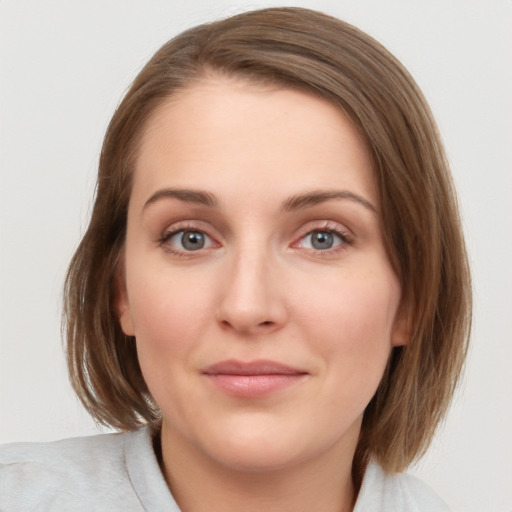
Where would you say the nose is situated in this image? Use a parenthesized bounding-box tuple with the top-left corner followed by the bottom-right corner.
(215, 248, 288, 335)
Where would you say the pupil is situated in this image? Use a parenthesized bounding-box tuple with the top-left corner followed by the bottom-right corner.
(182, 231, 204, 251)
(312, 231, 333, 250)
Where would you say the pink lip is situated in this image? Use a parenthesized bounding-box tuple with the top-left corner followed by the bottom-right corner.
(201, 359, 308, 398)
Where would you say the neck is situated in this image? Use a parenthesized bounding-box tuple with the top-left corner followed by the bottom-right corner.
(159, 421, 359, 512)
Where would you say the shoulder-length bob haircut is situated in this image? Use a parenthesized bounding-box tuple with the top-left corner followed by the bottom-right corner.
(64, 6, 471, 473)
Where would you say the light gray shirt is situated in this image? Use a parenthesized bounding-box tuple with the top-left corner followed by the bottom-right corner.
(0, 428, 450, 511)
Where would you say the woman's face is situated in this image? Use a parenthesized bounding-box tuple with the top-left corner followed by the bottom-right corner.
(117, 77, 407, 471)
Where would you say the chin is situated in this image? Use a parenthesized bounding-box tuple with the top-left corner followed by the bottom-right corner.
(209, 439, 308, 473)
(192, 415, 326, 473)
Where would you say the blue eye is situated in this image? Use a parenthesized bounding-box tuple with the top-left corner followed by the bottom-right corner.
(167, 230, 213, 251)
(300, 230, 344, 250)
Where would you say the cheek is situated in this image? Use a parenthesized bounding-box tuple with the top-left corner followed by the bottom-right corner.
(126, 263, 215, 366)
(127, 270, 215, 417)
(306, 273, 399, 429)
(294, 267, 400, 371)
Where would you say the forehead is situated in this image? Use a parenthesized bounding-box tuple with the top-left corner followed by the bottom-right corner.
(132, 77, 377, 209)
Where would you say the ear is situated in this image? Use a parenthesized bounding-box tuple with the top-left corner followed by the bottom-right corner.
(114, 254, 135, 336)
(391, 299, 411, 347)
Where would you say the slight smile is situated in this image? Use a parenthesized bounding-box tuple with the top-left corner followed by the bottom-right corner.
(201, 359, 309, 398)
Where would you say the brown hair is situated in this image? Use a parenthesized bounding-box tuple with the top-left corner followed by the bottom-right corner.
(64, 6, 471, 473)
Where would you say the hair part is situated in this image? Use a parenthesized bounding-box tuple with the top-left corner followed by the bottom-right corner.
(63, 6, 471, 473)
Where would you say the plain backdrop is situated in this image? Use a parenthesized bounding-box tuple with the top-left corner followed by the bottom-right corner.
(1, 1, 511, 511)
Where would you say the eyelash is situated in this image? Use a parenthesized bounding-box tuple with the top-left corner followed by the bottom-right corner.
(158, 222, 353, 257)
(158, 222, 218, 258)
(292, 223, 353, 255)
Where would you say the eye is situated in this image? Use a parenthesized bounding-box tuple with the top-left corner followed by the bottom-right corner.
(165, 230, 214, 252)
(298, 229, 347, 251)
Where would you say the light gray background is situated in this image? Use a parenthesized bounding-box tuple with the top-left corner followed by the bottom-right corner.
(1, 1, 511, 511)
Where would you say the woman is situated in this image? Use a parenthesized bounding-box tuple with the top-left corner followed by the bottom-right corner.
(0, 7, 471, 511)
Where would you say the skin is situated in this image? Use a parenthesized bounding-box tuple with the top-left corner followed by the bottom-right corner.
(117, 76, 408, 512)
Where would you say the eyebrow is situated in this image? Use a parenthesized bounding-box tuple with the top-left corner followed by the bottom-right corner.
(143, 187, 376, 214)
(143, 188, 218, 210)
(281, 190, 377, 214)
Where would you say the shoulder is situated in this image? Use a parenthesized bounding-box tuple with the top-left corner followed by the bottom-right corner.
(354, 460, 451, 512)
(0, 428, 149, 511)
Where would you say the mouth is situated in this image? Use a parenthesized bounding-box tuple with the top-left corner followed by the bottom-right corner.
(201, 359, 309, 398)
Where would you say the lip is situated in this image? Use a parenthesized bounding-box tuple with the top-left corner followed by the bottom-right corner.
(201, 359, 308, 398)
